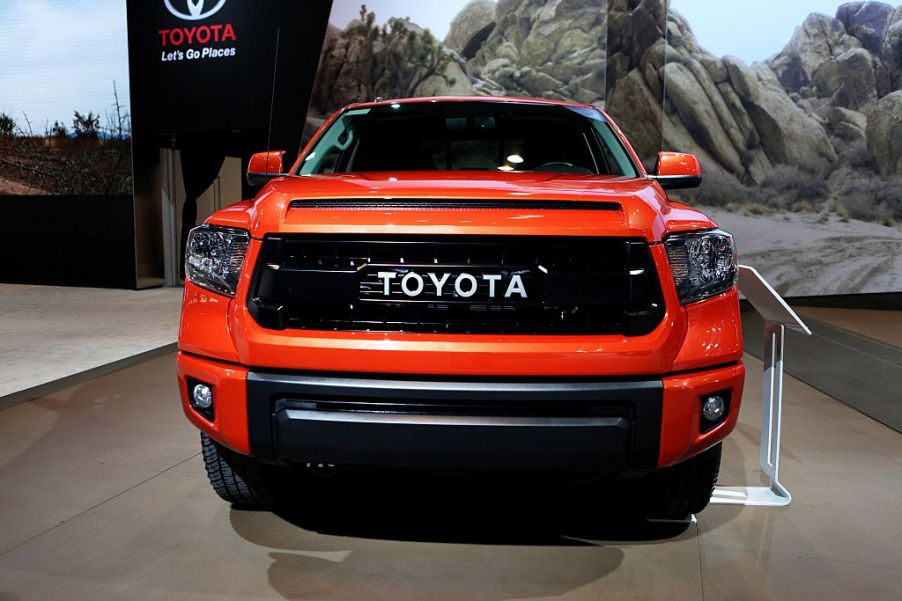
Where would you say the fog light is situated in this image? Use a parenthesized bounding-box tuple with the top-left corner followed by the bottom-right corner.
(192, 383, 213, 409)
(702, 395, 726, 422)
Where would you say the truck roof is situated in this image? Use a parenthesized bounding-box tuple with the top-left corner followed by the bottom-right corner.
(344, 95, 599, 112)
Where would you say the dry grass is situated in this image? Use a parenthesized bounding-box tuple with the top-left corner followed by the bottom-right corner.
(0, 135, 131, 196)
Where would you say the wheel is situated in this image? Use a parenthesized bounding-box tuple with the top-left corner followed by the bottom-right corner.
(201, 433, 275, 509)
(643, 443, 722, 520)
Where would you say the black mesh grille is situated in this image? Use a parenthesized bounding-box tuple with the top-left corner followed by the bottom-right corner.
(247, 235, 665, 335)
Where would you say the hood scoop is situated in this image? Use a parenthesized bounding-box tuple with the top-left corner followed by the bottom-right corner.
(289, 198, 622, 211)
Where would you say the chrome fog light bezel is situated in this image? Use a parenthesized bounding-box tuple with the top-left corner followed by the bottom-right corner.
(700, 391, 731, 433)
(188, 380, 215, 421)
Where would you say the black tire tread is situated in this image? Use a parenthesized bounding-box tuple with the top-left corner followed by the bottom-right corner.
(201, 434, 274, 508)
(645, 442, 722, 519)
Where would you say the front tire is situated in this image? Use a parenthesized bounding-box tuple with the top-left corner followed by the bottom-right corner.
(201, 433, 275, 509)
(643, 443, 722, 520)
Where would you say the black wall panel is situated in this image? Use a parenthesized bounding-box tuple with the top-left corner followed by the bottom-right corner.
(0, 196, 137, 289)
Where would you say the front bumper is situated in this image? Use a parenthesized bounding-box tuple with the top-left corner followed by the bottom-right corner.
(249, 372, 663, 471)
(178, 353, 744, 470)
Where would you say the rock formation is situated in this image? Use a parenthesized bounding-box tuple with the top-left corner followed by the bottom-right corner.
(868, 90, 902, 175)
(445, 0, 497, 59)
(467, 0, 608, 104)
(766, 1, 902, 176)
(310, 0, 902, 182)
(605, 0, 845, 181)
(309, 10, 474, 117)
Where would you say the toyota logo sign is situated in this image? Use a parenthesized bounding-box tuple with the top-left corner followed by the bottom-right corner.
(164, 0, 227, 21)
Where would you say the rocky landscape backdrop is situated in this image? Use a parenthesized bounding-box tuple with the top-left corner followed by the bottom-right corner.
(309, 0, 902, 295)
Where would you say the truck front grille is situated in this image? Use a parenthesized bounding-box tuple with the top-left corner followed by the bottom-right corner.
(247, 235, 665, 336)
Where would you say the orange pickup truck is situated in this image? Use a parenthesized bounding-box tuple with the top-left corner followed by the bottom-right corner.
(178, 97, 743, 519)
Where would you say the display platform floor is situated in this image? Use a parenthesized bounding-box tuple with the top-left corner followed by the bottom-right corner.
(0, 284, 182, 404)
(0, 347, 900, 600)
(795, 305, 902, 347)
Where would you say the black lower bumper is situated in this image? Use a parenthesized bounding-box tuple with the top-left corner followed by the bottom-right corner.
(247, 372, 663, 471)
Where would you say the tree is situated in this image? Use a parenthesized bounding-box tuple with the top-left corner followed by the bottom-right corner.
(0, 113, 15, 136)
(72, 111, 100, 139)
(50, 121, 68, 138)
(366, 17, 457, 99)
(364, 9, 456, 98)
(104, 81, 130, 141)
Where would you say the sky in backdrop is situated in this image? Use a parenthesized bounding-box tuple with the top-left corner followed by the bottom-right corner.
(673, 0, 860, 61)
(0, 1, 889, 129)
(0, 0, 130, 134)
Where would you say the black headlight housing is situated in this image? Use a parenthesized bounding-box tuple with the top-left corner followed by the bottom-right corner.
(185, 225, 250, 297)
(665, 229, 738, 304)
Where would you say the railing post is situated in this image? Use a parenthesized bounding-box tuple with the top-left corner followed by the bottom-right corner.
(710, 267, 809, 507)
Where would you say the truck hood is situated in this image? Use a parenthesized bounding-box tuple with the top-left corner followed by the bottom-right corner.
(211, 171, 718, 242)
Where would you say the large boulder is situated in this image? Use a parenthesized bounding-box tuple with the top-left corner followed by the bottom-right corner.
(470, 0, 607, 104)
(662, 61, 744, 175)
(867, 90, 902, 175)
(444, 0, 496, 59)
(679, 53, 751, 153)
(310, 24, 374, 113)
(513, 66, 564, 97)
(607, 0, 667, 75)
(812, 47, 878, 111)
(737, 62, 838, 173)
(699, 55, 728, 83)
(769, 5, 902, 103)
(716, 80, 759, 147)
(607, 68, 664, 164)
(661, 111, 745, 187)
(768, 13, 859, 93)
(414, 59, 476, 96)
(837, 1, 896, 53)
(881, 7, 902, 90)
(828, 107, 868, 142)
(722, 56, 760, 100)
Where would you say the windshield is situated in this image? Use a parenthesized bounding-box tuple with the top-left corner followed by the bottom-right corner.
(297, 102, 639, 177)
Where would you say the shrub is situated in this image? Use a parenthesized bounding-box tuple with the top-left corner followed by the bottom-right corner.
(50, 121, 68, 138)
(835, 174, 902, 224)
(0, 113, 15, 136)
(72, 111, 100, 139)
(792, 199, 817, 213)
(839, 192, 880, 221)
(832, 137, 877, 171)
(758, 165, 830, 210)
(743, 203, 773, 216)
(680, 175, 755, 208)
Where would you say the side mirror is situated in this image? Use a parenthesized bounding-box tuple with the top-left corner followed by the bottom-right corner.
(247, 151, 287, 187)
(651, 152, 702, 190)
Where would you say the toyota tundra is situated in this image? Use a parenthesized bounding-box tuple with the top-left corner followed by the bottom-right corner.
(178, 97, 744, 519)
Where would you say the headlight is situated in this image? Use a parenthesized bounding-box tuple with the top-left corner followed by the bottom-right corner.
(664, 229, 737, 304)
(185, 225, 250, 297)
